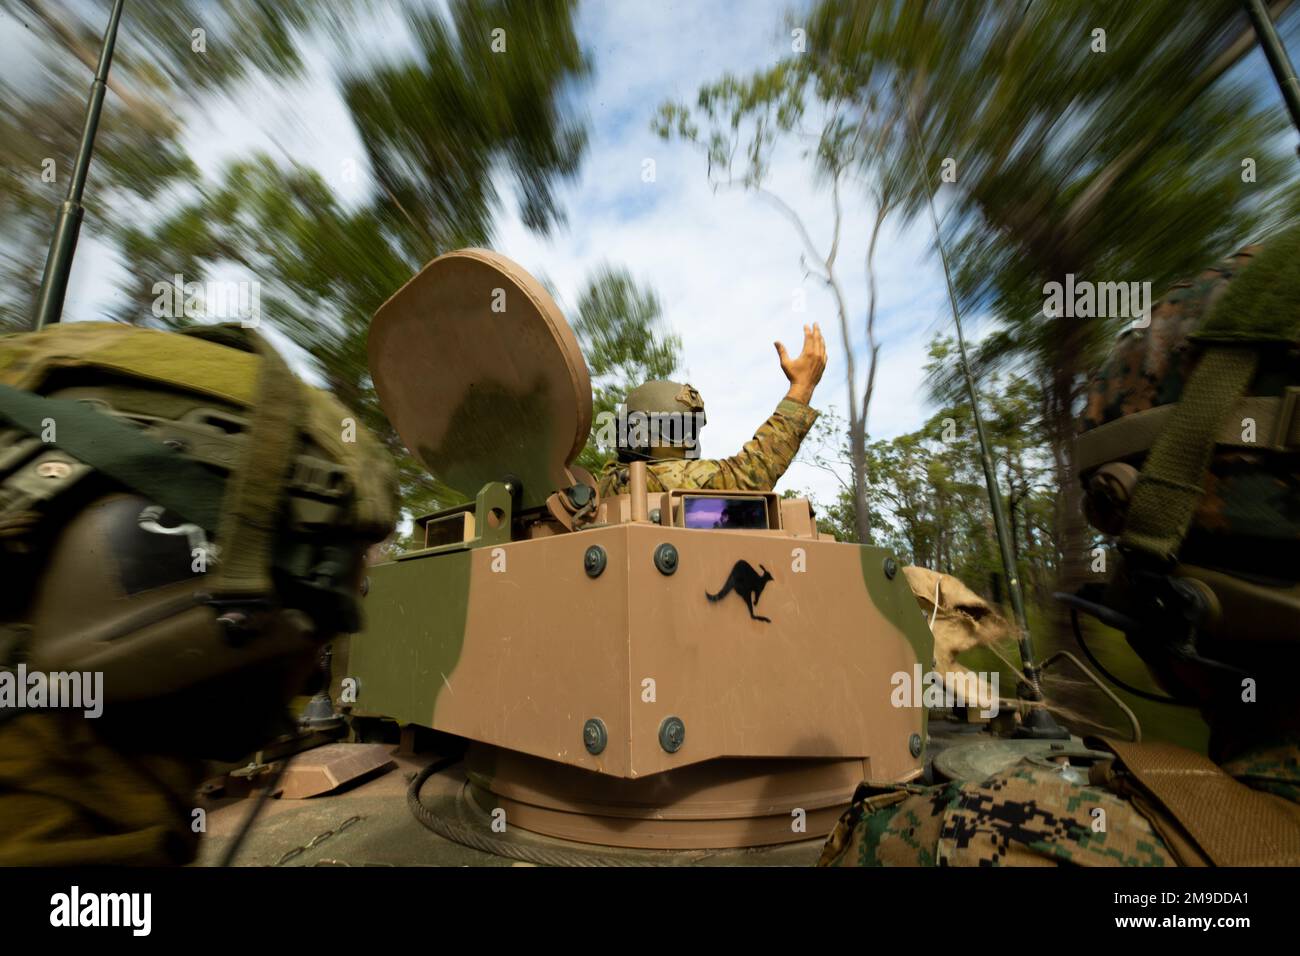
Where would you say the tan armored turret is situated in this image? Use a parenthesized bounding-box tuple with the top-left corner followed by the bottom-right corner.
(346, 249, 932, 849)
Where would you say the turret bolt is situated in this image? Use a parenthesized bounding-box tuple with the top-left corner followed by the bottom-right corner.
(659, 716, 686, 753)
(653, 543, 678, 576)
(584, 545, 607, 578)
(909, 733, 923, 757)
(883, 557, 898, 580)
(583, 718, 607, 755)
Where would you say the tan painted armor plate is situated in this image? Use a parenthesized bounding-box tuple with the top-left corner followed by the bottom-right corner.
(368, 248, 592, 510)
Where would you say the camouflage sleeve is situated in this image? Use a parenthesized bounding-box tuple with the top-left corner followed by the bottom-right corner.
(646, 398, 818, 492)
(818, 762, 1177, 867)
(596, 399, 818, 496)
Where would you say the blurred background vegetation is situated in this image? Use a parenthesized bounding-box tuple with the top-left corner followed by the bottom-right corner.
(4, 0, 1298, 746)
(2, 0, 670, 525)
(659, 0, 1299, 746)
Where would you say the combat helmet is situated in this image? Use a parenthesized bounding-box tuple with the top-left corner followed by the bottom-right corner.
(618, 379, 707, 462)
(1068, 223, 1300, 726)
(0, 322, 397, 758)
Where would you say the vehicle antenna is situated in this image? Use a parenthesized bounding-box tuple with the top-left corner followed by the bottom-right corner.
(1244, 0, 1300, 147)
(33, 0, 126, 330)
(904, 102, 1067, 739)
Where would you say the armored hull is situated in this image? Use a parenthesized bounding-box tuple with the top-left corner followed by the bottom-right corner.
(201, 247, 940, 862)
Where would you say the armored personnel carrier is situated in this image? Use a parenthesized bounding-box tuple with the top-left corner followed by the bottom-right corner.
(200, 249, 1109, 866)
(196, 249, 936, 864)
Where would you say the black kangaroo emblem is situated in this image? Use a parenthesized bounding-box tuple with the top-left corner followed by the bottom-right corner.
(706, 560, 774, 623)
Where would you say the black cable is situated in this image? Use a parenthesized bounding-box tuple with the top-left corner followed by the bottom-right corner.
(1069, 608, 1188, 706)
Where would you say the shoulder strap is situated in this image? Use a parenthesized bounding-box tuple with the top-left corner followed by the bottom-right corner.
(0, 383, 224, 532)
(1118, 346, 1258, 562)
(1116, 225, 1300, 564)
(1098, 737, 1300, 866)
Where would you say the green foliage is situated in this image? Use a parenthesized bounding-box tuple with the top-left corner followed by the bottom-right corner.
(10, 0, 663, 526)
(343, 0, 590, 242)
(16, 0, 592, 522)
(0, 0, 385, 330)
(112, 155, 460, 516)
(801, 341, 1058, 604)
(804, 0, 1300, 591)
(652, 61, 810, 190)
(0, 66, 193, 332)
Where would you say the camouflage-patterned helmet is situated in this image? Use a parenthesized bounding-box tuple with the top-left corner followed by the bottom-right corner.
(1074, 225, 1300, 709)
(619, 379, 707, 462)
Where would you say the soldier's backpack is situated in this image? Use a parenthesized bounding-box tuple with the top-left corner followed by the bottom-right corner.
(1074, 224, 1300, 658)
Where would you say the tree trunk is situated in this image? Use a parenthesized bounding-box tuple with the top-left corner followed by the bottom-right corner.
(850, 428, 871, 545)
(1046, 344, 1089, 651)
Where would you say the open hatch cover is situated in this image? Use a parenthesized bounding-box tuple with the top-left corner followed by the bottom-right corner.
(368, 249, 593, 511)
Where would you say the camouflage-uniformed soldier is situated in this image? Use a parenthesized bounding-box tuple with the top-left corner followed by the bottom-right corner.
(0, 323, 397, 865)
(598, 323, 827, 496)
(820, 227, 1300, 867)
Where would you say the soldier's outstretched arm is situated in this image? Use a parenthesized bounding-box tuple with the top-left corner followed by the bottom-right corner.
(668, 324, 826, 491)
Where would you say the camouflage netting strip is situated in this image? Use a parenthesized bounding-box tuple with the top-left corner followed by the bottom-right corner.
(210, 330, 304, 598)
(176, 323, 396, 539)
(304, 389, 398, 541)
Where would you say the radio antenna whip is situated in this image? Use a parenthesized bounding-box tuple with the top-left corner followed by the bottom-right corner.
(904, 100, 1066, 738)
(1244, 0, 1300, 145)
(33, 0, 126, 330)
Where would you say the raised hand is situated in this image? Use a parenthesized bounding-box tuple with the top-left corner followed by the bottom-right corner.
(775, 323, 827, 405)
